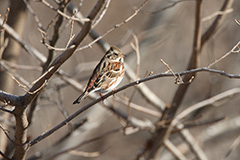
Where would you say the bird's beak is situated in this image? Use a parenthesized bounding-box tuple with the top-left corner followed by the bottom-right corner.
(123, 54, 127, 58)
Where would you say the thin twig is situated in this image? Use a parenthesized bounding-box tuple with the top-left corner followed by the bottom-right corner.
(207, 40, 240, 68)
(0, 125, 16, 146)
(1, 60, 41, 71)
(125, 33, 141, 129)
(131, 33, 141, 78)
(0, 61, 31, 88)
(76, 0, 149, 51)
(201, 0, 234, 47)
(160, 59, 184, 84)
(2, 8, 10, 26)
(67, 150, 100, 158)
(0, 8, 10, 57)
(40, 0, 89, 22)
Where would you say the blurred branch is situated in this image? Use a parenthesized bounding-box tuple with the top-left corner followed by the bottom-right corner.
(169, 88, 240, 139)
(151, 0, 194, 14)
(40, 0, 89, 22)
(164, 139, 188, 160)
(77, 0, 149, 51)
(1, 60, 41, 71)
(0, 18, 46, 65)
(223, 134, 240, 159)
(201, 0, 234, 48)
(27, 117, 89, 160)
(141, 0, 204, 159)
(125, 64, 165, 111)
(169, 0, 203, 117)
(23, 0, 44, 31)
(115, 96, 161, 117)
(44, 128, 121, 160)
(202, 8, 233, 22)
(199, 116, 240, 144)
(177, 125, 208, 160)
(0, 8, 9, 57)
(0, 61, 31, 89)
(178, 116, 225, 131)
(235, 19, 240, 26)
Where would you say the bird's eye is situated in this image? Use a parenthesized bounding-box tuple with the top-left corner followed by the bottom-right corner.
(114, 52, 118, 56)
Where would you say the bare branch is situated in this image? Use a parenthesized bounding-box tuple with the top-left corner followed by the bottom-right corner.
(0, 150, 11, 160)
(44, 128, 121, 159)
(1, 7, 10, 26)
(235, 19, 240, 26)
(21, 0, 109, 105)
(0, 125, 16, 146)
(164, 139, 188, 160)
(23, 0, 44, 31)
(169, 88, 240, 138)
(92, 0, 111, 28)
(0, 90, 22, 107)
(26, 67, 240, 147)
(202, 8, 233, 22)
(77, 0, 149, 51)
(223, 134, 240, 159)
(207, 40, 240, 68)
(150, 0, 194, 14)
(201, 0, 234, 47)
(40, 0, 89, 22)
(0, 18, 46, 65)
(161, 59, 184, 84)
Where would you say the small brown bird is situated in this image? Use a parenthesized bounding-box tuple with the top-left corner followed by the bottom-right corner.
(73, 46, 125, 104)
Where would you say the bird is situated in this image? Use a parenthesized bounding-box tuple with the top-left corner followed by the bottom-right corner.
(73, 46, 125, 104)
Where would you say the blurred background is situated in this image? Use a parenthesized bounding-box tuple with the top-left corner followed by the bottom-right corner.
(0, 0, 240, 159)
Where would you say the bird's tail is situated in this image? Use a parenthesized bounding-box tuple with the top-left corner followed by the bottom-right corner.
(73, 91, 88, 104)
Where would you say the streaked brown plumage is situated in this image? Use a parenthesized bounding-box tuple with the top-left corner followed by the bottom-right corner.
(73, 46, 125, 104)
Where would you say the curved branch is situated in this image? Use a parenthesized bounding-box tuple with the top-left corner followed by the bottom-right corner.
(27, 67, 240, 147)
